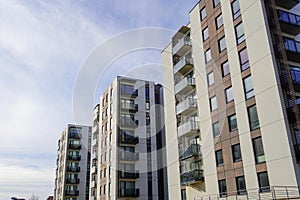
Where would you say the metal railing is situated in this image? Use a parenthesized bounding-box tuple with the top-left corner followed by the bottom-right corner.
(194, 186, 300, 200)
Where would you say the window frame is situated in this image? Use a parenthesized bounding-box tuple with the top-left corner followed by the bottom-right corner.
(212, 121, 220, 138)
(202, 26, 209, 41)
(200, 7, 207, 21)
(248, 104, 260, 131)
(228, 114, 238, 132)
(210, 96, 218, 111)
(216, 150, 224, 166)
(236, 176, 247, 195)
(216, 14, 224, 29)
(205, 48, 212, 63)
(218, 179, 227, 197)
(213, 0, 221, 7)
(253, 137, 266, 164)
(231, 0, 241, 20)
(243, 75, 254, 100)
(235, 22, 245, 45)
(225, 86, 234, 103)
(258, 172, 270, 192)
(232, 144, 242, 162)
(239, 48, 250, 71)
(221, 60, 230, 77)
(218, 36, 227, 52)
(207, 71, 215, 86)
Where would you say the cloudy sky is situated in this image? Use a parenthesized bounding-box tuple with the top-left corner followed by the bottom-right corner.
(0, 0, 199, 199)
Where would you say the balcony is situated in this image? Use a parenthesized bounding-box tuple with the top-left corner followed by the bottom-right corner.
(177, 119, 199, 138)
(176, 98, 197, 115)
(119, 152, 139, 161)
(175, 77, 195, 95)
(67, 166, 80, 172)
(275, 0, 299, 10)
(91, 165, 97, 174)
(90, 180, 97, 188)
(121, 103, 138, 113)
(92, 152, 98, 160)
(294, 143, 300, 162)
(67, 155, 81, 161)
(291, 68, 300, 90)
(68, 143, 81, 150)
(120, 133, 139, 145)
(92, 125, 98, 133)
(120, 119, 139, 128)
(174, 56, 194, 76)
(179, 144, 201, 160)
(69, 133, 80, 139)
(118, 171, 140, 179)
(278, 10, 300, 35)
(119, 189, 140, 197)
(173, 36, 192, 56)
(180, 169, 204, 185)
(121, 89, 138, 98)
(66, 178, 80, 184)
(284, 37, 300, 63)
(92, 138, 98, 147)
(65, 190, 79, 196)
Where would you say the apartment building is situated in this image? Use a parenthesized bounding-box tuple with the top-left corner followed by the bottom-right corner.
(162, 0, 300, 199)
(89, 76, 168, 200)
(54, 124, 91, 200)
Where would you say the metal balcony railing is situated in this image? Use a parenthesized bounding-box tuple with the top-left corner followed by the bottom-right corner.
(173, 36, 192, 55)
(175, 77, 195, 95)
(119, 189, 140, 197)
(176, 98, 197, 115)
(180, 169, 204, 185)
(179, 144, 201, 160)
(174, 56, 194, 75)
(177, 119, 199, 138)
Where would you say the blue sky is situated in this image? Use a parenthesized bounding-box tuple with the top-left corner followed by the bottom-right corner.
(0, 0, 199, 199)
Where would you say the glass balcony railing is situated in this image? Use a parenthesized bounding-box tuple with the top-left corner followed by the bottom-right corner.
(121, 89, 138, 98)
(174, 56, 194, 75)
(119, 189, 140, 197)
(121, 103, 138, 112)
(66, 178, 80, 184)
(68, 155, 81, 161)
(120, 133, 139, 144)
(65, 190, 79, 196)
(284, 38, 300, 62)
(175, 77, 195, 95)
(118, 171, 140, 179)
(176, 98, 197, 115)
(180, 169, 204, 185)
(177, 119, 199, 138)
(67, 166, 80, 172)
(179, 144, 201, 160)
(68, 143, 81, 150)
(119, 152, 139, 161)
(173, 36, 192, 55)
(278, 10, 300, 35)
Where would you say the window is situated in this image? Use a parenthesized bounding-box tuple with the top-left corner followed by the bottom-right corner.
(221, 60, 230, 76)
(213, 0, 221, 7)
(225, 86, 233, 103)
(213, 122, 220, 137)
(235, 23, 245, 44)
(258, 172, 270, 192)
(181, 189, 186, 200)
(207, 71, 214, 86)
(103, 184, 106, 194)
(100, 186, 102, 196)
(229, 114, 237, 131)
(239, 48, 250, 71)
(232, 0, 241, 20)
(248, 105, 260, 130)
(216, 150, 224, 166)
(146, 101, 150, 110)
(200, 7, 207, 21)
(253, 137, 265, 164)
(243, 75, 254, 99)
(236, 176, 246, 194)
(232, 144, 242, 162)
(218, 180, 227, 197)
(210, 96, 217, 111)
(216, 14, 224, 29)
(202, 27, 209, 41)
(205, 49, 212, 63)
(218, 37, 227, 52)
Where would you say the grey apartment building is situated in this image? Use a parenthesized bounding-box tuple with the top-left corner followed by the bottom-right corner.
(89, 76, 168, 200)
(162, 0, 300, 199)
(54, 124, 91, 200)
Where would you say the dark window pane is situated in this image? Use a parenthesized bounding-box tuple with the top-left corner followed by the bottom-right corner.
(258, 172, 270, 192)
(213, 122, 220, 137)
(248, 105, 260, 130)
(236, 176, 246, 195)
(253, 137, 265, 164)
(216, 150, 224, 166)
(218, 180, 227, 197)
(232, 144, 242, 162)
(243, 76, 254, 99)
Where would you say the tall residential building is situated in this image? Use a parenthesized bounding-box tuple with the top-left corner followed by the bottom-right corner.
(162, 0, 300, 199)
(90, 76, 168, 200)
(54, 124, 91, 200)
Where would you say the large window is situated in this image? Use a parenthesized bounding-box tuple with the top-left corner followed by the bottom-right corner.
(232, 0, 241, 20)
(207, 71, 214, 86)
(216, 14, 224, 29)
(236, 176, 246, 194)
(222, 60, 230, 77)
(258, 172, 270, 192)
(200, 7, 207, 21)
(239, 48, 250, 71)
(216, 150, 224, 166)
(203, 27, 209, 41)
(235, 23, 245, 44)
(248, 105, 260, 130)
(243, 75, 254, 99)
(210, 96, 218, 111)
(225, 86, 233, 103)
(232, 144, 242, 162)
(229, 114, 237, 132)
(253, 137, 265, 164)
(205, 49, 212, 63)
(218, 37, 227, 52)
(181, 189, 186, 200)
(218, 180, 227, 197)
(213, 122, 220, 137)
